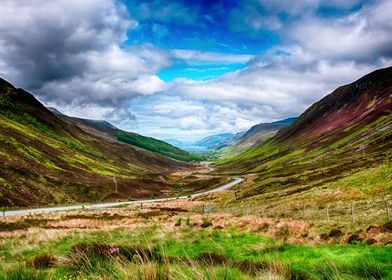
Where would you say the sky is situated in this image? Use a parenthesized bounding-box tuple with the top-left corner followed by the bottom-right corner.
(0, 0, 391, 141)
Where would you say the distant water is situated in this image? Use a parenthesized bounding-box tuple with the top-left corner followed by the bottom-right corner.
(180, 145, 211, 152)
(164, 139, 211, 152)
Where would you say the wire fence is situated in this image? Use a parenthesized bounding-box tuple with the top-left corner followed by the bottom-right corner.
(197, 196, 391, 225)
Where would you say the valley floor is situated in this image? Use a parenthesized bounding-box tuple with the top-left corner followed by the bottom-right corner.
(0, 200, 391, 280)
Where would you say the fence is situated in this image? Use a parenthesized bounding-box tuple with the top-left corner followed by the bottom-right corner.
(198, 197, 391, 225)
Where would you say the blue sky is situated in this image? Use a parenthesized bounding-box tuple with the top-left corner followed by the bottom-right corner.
(0, 0, 391, 140)
(123, 0, 279, 82)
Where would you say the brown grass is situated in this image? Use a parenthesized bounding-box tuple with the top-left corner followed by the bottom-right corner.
(1, 199, 391, 245)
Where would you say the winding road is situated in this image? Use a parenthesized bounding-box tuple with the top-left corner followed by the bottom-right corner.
(2, 177, 244, 217)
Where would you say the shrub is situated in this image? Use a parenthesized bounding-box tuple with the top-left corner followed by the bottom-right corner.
(28, 254, 57, 269)
(350, 259, 388, 280)
(174, 218, 182, 227)
(196, 252, 227, 266)
(186, 216, 191, 227)
(201, 217, 212, 228)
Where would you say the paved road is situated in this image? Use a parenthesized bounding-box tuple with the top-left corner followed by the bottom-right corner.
(2, 177, 244, 217)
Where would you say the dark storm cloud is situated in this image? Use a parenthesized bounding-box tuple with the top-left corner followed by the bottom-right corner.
(0, 0, 170, 109)
(0, 1, 129, 88)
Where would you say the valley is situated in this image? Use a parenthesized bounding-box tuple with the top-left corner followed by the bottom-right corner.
(0, 67, 391, 279)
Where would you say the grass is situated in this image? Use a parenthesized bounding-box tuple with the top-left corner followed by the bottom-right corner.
(1, 111, 105, 159)
(215, 108, 392, 206)
(116, 131, 198, 162)
(0, 204, 391, 279)
(215, 162, 392, 229)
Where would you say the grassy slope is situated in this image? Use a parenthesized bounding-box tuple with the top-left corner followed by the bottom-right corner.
(65, 115, 200, 162)
(116, 131, 199, 162)
(0, 78, 187, 207)
(219, 130, 277, 157)
(219, 119, 296, 158)
(216, 67, 392, 202)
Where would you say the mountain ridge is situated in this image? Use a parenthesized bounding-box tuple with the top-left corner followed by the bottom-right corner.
(217, 66, 392, 199)
(0, 77, 188, 206)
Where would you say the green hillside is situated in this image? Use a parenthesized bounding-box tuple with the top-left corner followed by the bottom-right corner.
(0, 78, 186, 207)
(116, 131, 199, 162)
(217, 67, 392, 201)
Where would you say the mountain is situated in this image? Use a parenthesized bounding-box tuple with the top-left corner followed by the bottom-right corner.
(115, 131, 199, 162)
(217, 67, 392, 199)
(67, 116, 117, 130)
(220, 118, 297, 156)
(47, 107, 64, 116)
(238, 117, 297, 146)
(163, 139, 209, 152)
(47, 108, 198, 162)
(0, 78, 188, 207)
(194, 132, 240, 150)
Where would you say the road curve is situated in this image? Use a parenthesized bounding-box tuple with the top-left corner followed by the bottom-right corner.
(2, 177, 244, 217)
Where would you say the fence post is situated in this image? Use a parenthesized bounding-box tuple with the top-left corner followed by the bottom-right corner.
(385, 200, 390, 221)
(202, 204, 205, 214)
(140, 202, 143, 209)
(326, 204, 330, 221)
(351, 204, 355, 223)
(113, 176, 118, 193)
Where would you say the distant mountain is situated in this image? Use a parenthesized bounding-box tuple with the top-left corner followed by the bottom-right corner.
(217, 67, 392, 199)
(166, 118, 296, 155)
(219, 118, 296, 157)
(164, 139, 210, 152)
(195, 132, 240, 150)
(239, 117, 297, 144)
(0, 77, 187, 207)
(165, 132, 244, 152)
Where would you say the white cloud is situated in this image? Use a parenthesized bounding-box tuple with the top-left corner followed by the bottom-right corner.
(168, 47, 390, 125)
(288, 1, 392, 62)
(171, 49, 254, 65)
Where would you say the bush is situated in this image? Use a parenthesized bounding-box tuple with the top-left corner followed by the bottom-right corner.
(186, 216, 191, 226)
(28, 254, 57, 269)
(174, 218, 182, 227)
(201, 217, 212, 228)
